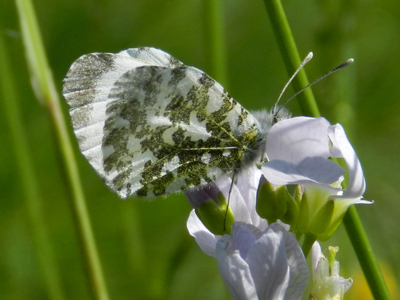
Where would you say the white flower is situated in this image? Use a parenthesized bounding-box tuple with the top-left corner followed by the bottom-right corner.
(263, 117, 365, 198)
(262, 117, 371, 239)
(187, 168, 309, 300)
(187, 167, 268, 257)
(310, 242, 352, 300)
(216, 222, 309, 300)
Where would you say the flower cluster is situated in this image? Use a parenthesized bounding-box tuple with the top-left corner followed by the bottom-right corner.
(262, 117, 371, 241)
(186, 117, 369, 300)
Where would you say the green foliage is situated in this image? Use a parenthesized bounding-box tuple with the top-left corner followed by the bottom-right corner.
(1, 0, 400, 299)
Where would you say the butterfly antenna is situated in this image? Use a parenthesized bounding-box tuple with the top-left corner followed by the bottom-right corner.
(275, 58, 354, 114)
(272, 52, 314, 114)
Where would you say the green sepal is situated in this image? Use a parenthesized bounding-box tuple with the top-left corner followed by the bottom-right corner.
(195, 193, 234, 235)
(318, 209, 347, 242)
(281, 190, 299, 228)
(310, 199, 334, 236)
(297, 191, 310, 234)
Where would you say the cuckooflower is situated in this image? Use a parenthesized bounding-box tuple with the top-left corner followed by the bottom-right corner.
(309, 242, 352, 300)
(262, 117, 371, 240)
(187, 168, 309, 299)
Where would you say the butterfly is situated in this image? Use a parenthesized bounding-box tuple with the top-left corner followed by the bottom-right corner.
(62, 47, 290, 199)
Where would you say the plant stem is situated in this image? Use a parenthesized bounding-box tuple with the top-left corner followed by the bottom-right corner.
(262, 0, 320, 117)
(203, 0, 228, 87)
(263, 0, 392, 299)
(0, 30, 65, 300)
(343, 207, 392, 299)
(14, 0, 110, 298)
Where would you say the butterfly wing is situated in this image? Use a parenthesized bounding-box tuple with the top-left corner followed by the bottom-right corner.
(63, 48, 184, 181)
(63, 48, 261, 198)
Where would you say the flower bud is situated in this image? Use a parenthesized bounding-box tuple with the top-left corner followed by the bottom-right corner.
(256, 175, 288, 223)
(185, 184, 234, 235)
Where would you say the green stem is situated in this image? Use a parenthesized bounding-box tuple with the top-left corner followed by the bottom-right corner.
(262, 0, 320, 117)
(0, 31, 65, 300)
(203, 0, 228, 87)
(343, 207, 392, 300)
(204, 5, 230, 299)
(263, 0, 392, 299)
(14, 0, 109, 299)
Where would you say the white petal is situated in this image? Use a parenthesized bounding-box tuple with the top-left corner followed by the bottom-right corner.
(310, 245, 354, 300)
(216, 235, 258, 300)
(263, 157, 344, 187)
(268, 224, 310, 300)
(328, 124, 366, 198)
(341, 277, 354, 293)
(246, 228, 290, 300)
(311, 242, 322, 277)
(187, 210, 220, 257)
(236, 167, 269, 230)
(267, 117, 331, 164)
(230, 222, 261, 259)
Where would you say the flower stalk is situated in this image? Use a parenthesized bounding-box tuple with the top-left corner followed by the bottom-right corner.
(262, 0, 320, 117)
(0, 30, 65, 300)
(203, 0, 228, 87)
(343, 207, 392, 299)
(14, 0, 109, 298)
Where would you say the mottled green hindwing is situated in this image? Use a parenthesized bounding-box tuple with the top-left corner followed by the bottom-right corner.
(63, 47, 271, 199)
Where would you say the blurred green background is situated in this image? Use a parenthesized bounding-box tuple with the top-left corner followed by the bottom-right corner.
(1, 0, 400, 299)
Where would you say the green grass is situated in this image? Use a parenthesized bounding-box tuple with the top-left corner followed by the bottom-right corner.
(1, 0, 399, 299)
